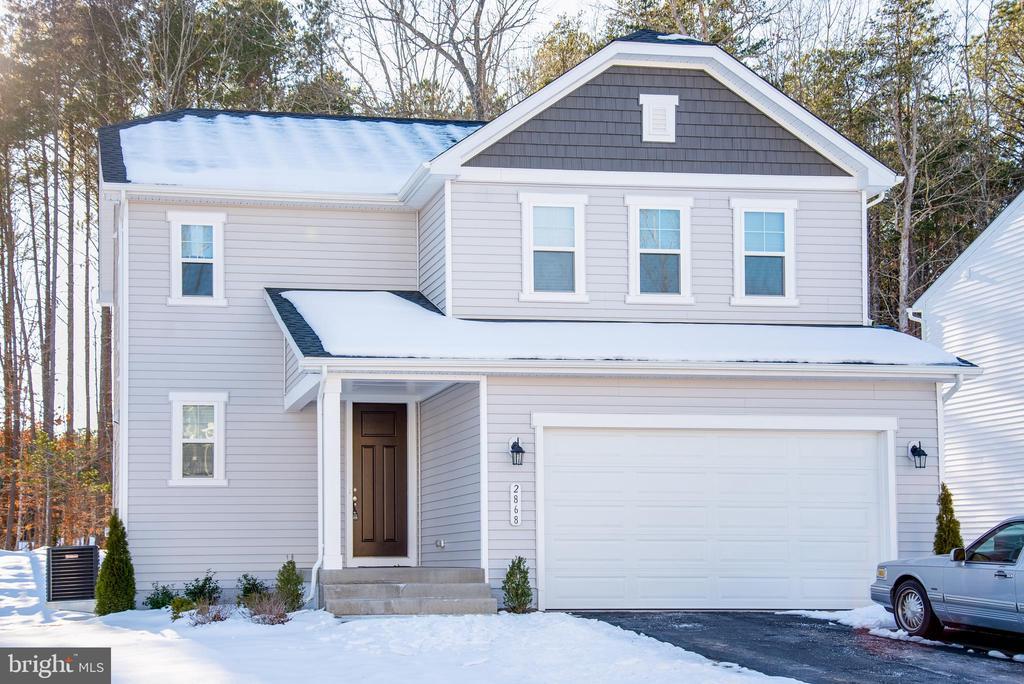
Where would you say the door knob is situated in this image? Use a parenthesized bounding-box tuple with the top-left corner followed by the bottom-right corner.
(994, 570, 1013, 578)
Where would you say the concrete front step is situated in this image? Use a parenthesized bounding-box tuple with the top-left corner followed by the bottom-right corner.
(320, 567, 485, 584)
(324, 582, 493, 600)
(325, 597, 497, 616)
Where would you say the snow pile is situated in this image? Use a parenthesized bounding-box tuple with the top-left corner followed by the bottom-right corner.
(657, 33, 698, 41)
(866, 627, 956, 648)
(282, 290, 966, 367)
(119, 114, 480, 194)
(780, 604, 895, 630)
(0, 550, 797, 684)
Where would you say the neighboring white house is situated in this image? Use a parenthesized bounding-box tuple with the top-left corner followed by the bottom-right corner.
(912, 190, 1024, 541)
(96, 30, 975, 614)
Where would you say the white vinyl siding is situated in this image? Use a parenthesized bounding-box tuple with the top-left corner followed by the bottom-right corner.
(418, 187, 447, 312)
(450, 182, 863, 323)
(124, 200, 417, 589)
(483, 375, 940, 597)
(418, 383, 481, 566)
(920, 200, 1024, 540)
(283, 343, 307, 396)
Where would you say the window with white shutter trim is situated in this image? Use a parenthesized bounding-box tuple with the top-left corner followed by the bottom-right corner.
(639, 94, 679, 143)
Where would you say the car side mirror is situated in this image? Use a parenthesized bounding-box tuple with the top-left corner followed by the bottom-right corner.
(950, 547, 966, 562)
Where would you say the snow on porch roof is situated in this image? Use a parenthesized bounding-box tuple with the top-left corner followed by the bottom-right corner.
(99, 109, 483, 194)
(267, 289, 972, 369)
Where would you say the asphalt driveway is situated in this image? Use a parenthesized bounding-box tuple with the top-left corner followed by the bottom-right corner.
(582, 611, 1024, 683)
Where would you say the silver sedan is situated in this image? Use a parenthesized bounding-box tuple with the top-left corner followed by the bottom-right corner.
(871, 516, 1024, 638)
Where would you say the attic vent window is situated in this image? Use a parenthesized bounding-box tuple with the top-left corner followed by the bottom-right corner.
(639, 94, 679, 143)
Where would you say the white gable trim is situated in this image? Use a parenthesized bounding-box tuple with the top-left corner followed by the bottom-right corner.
(430, 42, 900, 193)
(913, 190, 1024, 310)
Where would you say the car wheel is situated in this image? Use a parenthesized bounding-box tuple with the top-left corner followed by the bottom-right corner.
(893, 579, 944, 639)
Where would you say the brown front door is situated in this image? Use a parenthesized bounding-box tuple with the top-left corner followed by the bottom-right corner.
(352, 403, 408, 557)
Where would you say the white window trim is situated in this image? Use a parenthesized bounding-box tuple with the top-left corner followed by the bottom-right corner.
(638, 93, 679, 143)
(519, 193, 589, 303)
(730, 198, 799, 307)
(167, 211, 227, 307)
(168, 391, 228, 486)
(625, 196, 695, 304)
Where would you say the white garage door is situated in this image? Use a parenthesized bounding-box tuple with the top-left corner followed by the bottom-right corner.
(543, 428, 886, 610)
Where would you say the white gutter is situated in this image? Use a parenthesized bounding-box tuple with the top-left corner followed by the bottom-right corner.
(303, 368, 328, 607)
(106, 181, 410, 210)
(295, 356, 978, 381)
(866, 190, 888, 208)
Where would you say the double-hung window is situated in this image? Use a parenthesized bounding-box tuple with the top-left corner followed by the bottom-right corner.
(625, 196, 694, 304)
(167, 211, 227, 306)
(169, 392, 228, 486)
(730, 199, 798, 306)
(519, 193, 588, 302)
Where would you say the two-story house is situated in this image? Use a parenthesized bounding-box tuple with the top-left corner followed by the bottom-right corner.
(96, 30, 974, 615)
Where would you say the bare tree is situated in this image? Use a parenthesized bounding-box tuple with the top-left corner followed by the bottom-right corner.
(341, 0, 540, 119)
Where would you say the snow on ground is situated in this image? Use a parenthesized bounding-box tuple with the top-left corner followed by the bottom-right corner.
(281, 290, 965, 367)
(783, 605, 964, 649)
(781, 604, 895, 630)
(0, 550, 800, 684)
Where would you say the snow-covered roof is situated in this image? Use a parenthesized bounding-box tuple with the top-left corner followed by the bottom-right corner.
(98, 110, 482, 195)
(268, 289, 971, 369)
(914, 189, 1024, 310)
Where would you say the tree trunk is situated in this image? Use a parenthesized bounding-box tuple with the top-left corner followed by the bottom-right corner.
(66, 130, 76, 434)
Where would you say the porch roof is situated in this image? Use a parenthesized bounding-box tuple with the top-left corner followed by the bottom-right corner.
(266, 289, 973, 370)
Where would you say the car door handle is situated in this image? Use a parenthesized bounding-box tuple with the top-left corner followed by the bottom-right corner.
(994, 570, 1013, 579)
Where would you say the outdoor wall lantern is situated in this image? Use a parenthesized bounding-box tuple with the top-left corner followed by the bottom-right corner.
(907, 441, 928, 469)
(509, 438, 526, 466)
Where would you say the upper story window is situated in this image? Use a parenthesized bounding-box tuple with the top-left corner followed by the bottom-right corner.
(638, 94, 679, 143)
(730, 198, 798, 307)
(168, 391, 228, 487)
(167, 211, 227, 307)
(519, 193, 588, 303)
(625, 196, 694, 304)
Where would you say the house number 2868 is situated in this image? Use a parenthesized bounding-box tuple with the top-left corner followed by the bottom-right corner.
(510, 483, 521, 527)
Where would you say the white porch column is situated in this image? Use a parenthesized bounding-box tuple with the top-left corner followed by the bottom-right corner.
(321, 376, 345, 569)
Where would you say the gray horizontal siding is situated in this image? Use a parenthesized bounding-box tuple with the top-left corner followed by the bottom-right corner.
(418, 187, 447, 312)
(922, 203, 1024, 540)
(450, 181, 864, 323)
(125, 200, 417, 589)
(283, 342, 307, 395)
(467, 66, 847, 177)
(484, 376, 940, 596)
(419, 383, 481, 566)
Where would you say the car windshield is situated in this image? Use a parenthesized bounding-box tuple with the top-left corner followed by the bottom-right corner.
(967, 522, 1024, 564)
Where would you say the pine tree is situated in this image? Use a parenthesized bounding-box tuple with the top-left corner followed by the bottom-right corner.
(934, 482, 965, 555)
(502, 556, 533, 613)
(95, 511, 136, 615)
(275, 559, 304, 612)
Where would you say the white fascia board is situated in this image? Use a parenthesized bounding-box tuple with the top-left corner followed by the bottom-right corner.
(913, 189, 1024, 310)
(455, 167, 862, 191)
(429, 42, 899, 192)
(107, 182, 411, 211)
(297, 356, 978, 381)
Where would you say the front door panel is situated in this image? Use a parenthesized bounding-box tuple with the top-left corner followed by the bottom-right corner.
(352, 403, 407, 557)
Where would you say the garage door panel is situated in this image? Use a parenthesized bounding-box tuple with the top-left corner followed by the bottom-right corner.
(543, 427, 885, 609)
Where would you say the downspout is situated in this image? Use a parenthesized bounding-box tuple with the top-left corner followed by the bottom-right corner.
(303, 367, 329, 607)
(942, 373, 964, 404)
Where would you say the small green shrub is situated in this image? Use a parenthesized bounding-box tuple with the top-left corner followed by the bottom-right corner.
(275, 559, 304, 612)
(170, 596, 195, 621)
(235, 574, 270, 605)
(143, 583, 178, 610)
(502, 556, 533, 613)
(183, 570, 221, 604)
(189, 600, 231, 626)
(95, 511, 136, 615)
(934, 482, 965, 555)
